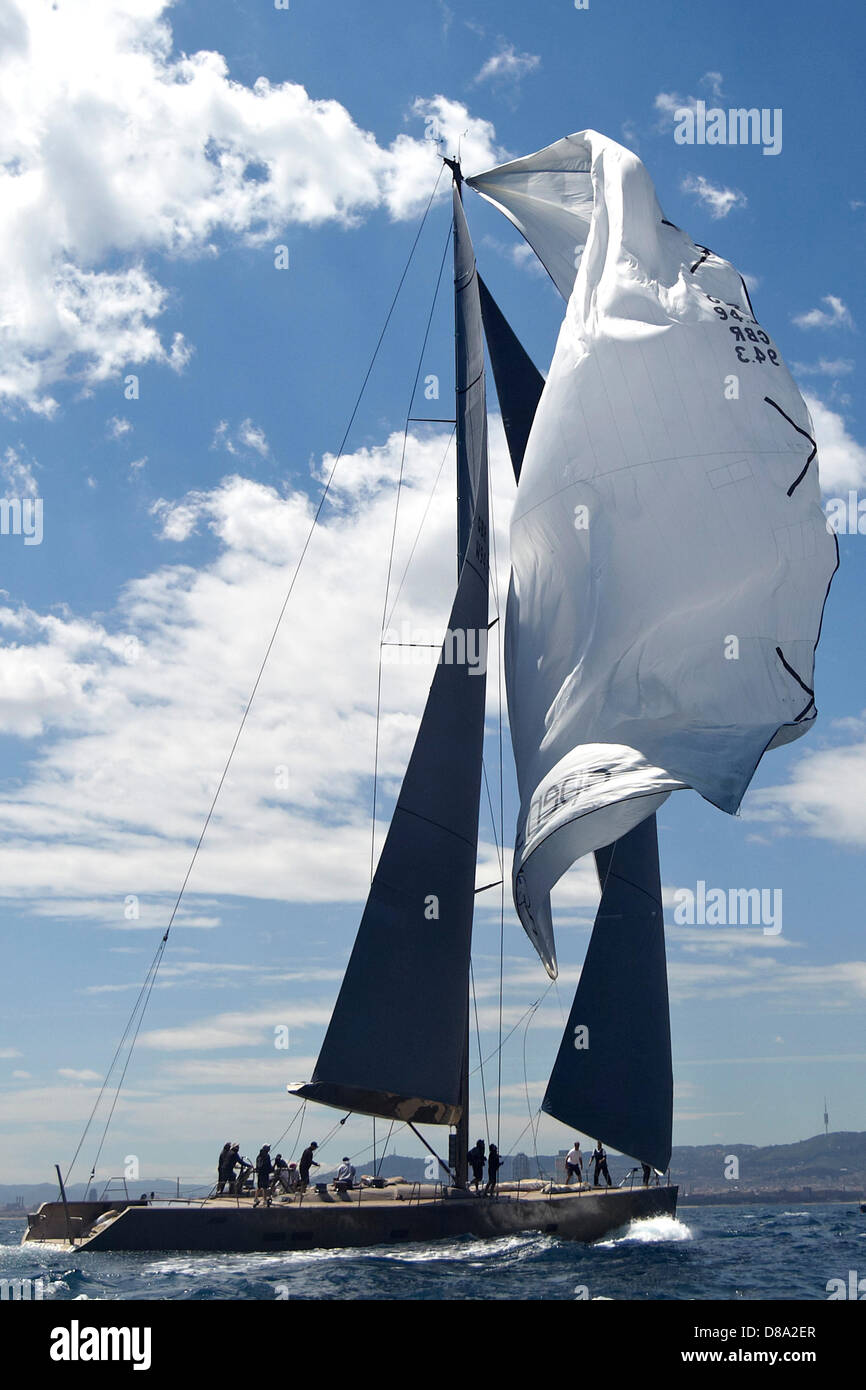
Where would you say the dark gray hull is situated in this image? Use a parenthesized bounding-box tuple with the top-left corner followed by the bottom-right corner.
(24, 1185, 677, 1254)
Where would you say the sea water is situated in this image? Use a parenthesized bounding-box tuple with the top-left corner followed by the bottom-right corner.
(1, 1204, 862, 1301)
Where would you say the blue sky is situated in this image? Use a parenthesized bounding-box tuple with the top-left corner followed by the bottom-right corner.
(1, 0, 864, 1186)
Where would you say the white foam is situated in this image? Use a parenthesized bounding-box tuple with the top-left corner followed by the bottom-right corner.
(597, 1214, 693, 1247)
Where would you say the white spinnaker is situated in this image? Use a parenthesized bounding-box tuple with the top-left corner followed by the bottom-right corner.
(470, 133, 838, 977)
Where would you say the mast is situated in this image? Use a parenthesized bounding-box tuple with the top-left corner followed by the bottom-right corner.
(448, 154, 469, 1190)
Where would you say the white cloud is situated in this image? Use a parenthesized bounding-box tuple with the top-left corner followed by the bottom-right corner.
(58, 1068, 102, 1081)
(474, 43, 540, 87)
(212, 418, 270, 459)
(237, 418, 269, 458)
(0, 1, 502, 413)
(792, 295, 854, 330)
(0, 445, 38, 496)
(806, 394, 866, 492)
(480, 235, 547, 279)
(681, 173, 747, 220)
(656, 75, 725, 127)
(150, 493, 206, 541)
(700, 71, 725, 100)
(0, 421, 516, 920)
(0, 1047, 23, 1059)
(138, 1007, 332, 1052)
(793, 358, 855, 377)
(654, 90, 694, 128)
(748, 733, 866, 848)
(668, 957, 866, 1007)
(107, 415, 132, 439)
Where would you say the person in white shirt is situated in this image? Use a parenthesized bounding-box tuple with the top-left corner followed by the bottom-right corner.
(334, 1158, 356, 1192)
(565, 1141, 583, 1185)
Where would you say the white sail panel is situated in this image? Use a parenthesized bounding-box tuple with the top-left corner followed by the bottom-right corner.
(467, 133, 643, 300)
(489, 132, 838, 975)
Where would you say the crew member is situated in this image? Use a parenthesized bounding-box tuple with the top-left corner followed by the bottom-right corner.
(333, 1157, 356, 1192)
(467, 1139, 486, 1191)
(592, 1141, 612, 1187)
(299, 1141, 320, 1193)
(254, 1145, 273, 1206)
(272, 1153, 290, 1194)
(485, 1143, 502, 1196)
(565, 1140, 583, 1185)
(216, 1141, 233, 1195)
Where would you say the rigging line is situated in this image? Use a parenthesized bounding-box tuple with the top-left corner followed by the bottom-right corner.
(88, 936, 176, 1181)
(64, 934, 167, 1186)
(487, 444, 506, 1151)
(376, 1121, 394, 1177)
(553, 977, 567, 1028)
(269, 1101, 305, 1155)
(521, 996, 544, 1177)
(305, 1113, 353, 1161)
(469, 959, 490, 1147)
(343, 1120, 406, 1171)
(481, 758, 503, 874)
(467, 983, 554, 1078)
(68, 167, 446, 1182)
(286, 1102, 308, 1164)
(383, 426, 455, 632)
(501, 1112, 539, 1161)
(369, 220, 453, 880)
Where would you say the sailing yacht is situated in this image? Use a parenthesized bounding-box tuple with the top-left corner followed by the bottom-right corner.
(24, 131, 835, 1254)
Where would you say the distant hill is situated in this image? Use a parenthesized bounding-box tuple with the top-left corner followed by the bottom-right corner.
(2, 1132, 864, 1208)
(669, 1131, 866, 1194)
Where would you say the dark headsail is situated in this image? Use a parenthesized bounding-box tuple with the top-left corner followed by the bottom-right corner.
(541, 813, 673, 1171)
(477, 275, 544, 482)
(290, 184, 490, 1126)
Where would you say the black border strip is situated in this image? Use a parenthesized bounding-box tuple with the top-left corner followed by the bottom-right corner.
(764, 395, 818, 495)
(775, 645, 816, 722)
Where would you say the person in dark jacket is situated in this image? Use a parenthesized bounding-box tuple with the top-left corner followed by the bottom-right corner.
(485, 1144, 502, 1196)
(232, 1145, 253, 1195)
(467, 1139, 486, 1191)
(216, 1141, 233, 1194)
(592, 1142, 612, 1187)
(254, 1145, 273, 1206)
(298, 1141, 319, 1192)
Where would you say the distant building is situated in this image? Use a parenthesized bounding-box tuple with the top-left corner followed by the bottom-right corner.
(512, 1152, 530, 1180)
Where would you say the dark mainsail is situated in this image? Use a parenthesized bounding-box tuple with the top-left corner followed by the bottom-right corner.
(290, 183, 490, 1127)
(477, 274, 545, 483)
(542, 813, 673, 1171)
